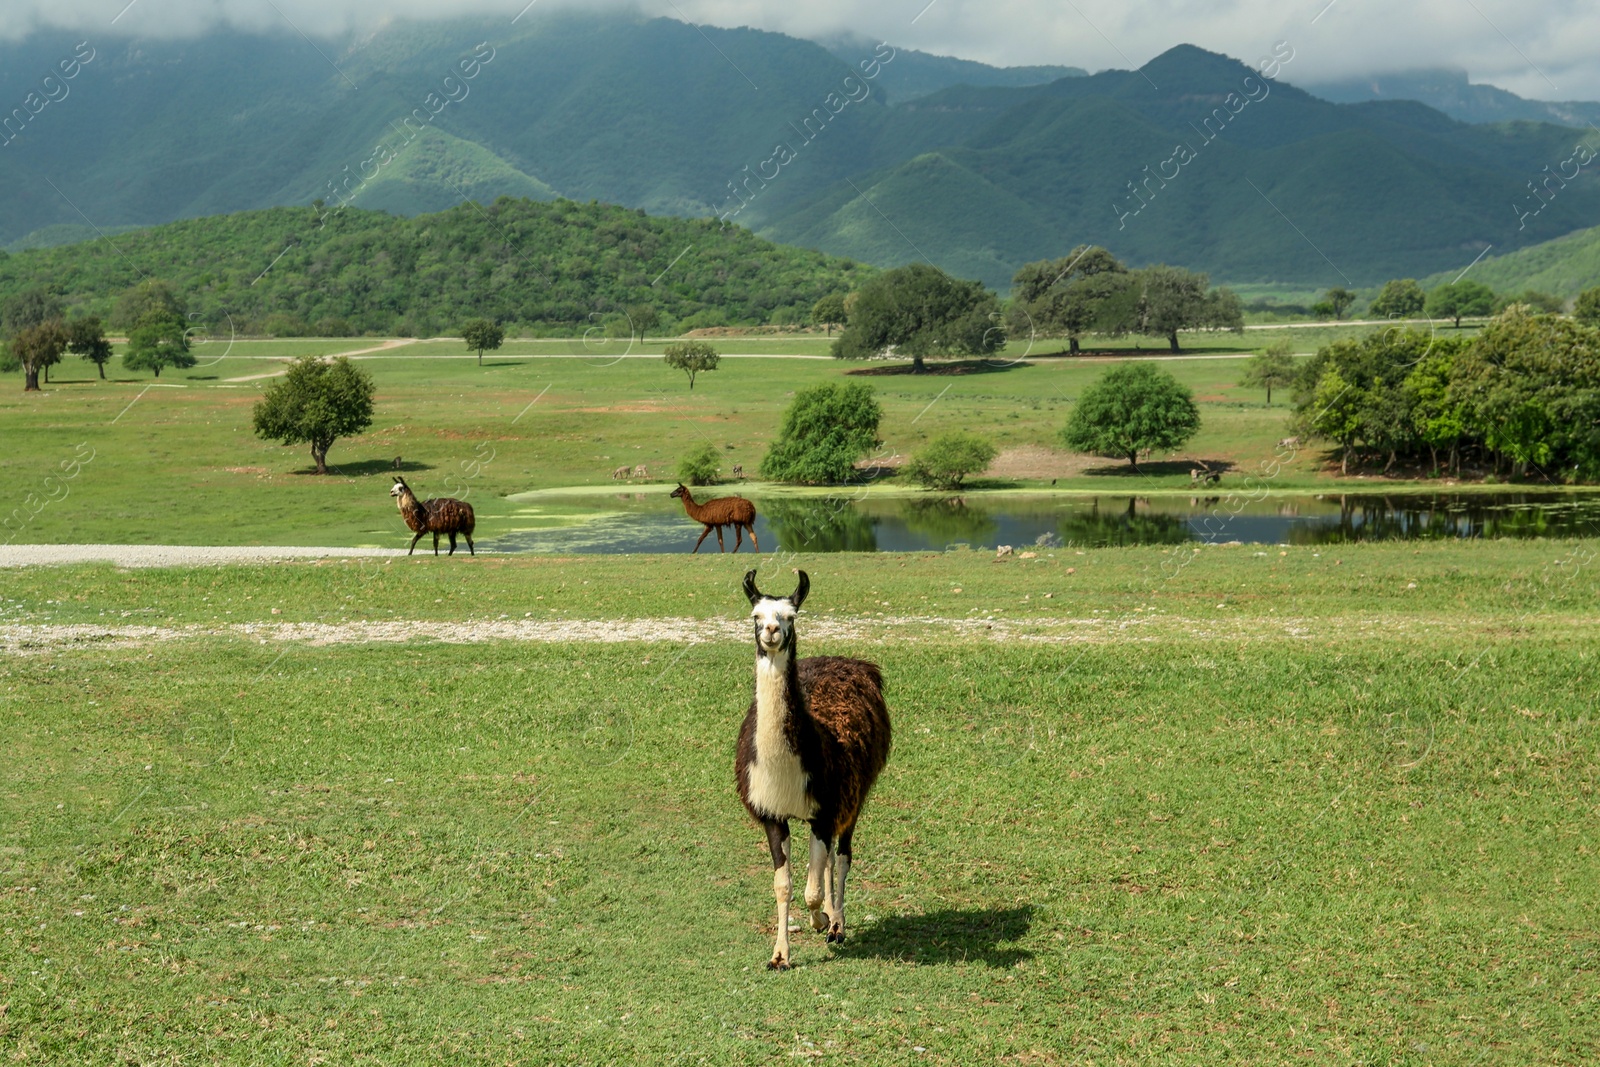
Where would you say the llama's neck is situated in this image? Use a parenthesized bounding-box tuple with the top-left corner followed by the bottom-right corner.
(678, 490, 702, 520)
(753, 647, 802, 758)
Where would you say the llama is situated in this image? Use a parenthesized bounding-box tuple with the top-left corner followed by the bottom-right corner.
(612, 464, 631, 480)
(670, 483, 758, 553)
(390, 477, 476, 556)
(736, 570, 891, 969)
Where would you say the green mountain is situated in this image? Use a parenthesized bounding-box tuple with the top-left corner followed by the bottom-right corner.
(2, 17, 1597, 291)
(1419, 224, 1600, 297)
(0, 199, 871, 336)
(1301, 68, 1600, 129)
(821, 37, 1086, 102)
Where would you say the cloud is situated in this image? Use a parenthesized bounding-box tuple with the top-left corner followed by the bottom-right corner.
(6, 0, 1600, 101)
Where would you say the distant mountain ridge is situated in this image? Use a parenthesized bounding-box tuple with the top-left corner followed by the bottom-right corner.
(1, 16, 1598, 291)
(1301, 68, 1600, 129)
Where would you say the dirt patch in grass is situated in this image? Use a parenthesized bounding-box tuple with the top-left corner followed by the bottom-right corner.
(985, 446, 1095, 481)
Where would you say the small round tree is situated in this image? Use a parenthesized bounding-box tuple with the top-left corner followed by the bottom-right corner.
(252, 355, 375, 474)
(461, 318, 505, 365)
(1062, 362, 1200, 471)
(760, 382, 883, 484)
(832, 264, 1002, 371)
(663, 340, 720, 390)
(122, 311, 195, 378)
(676, 441, 723, 486)
(1368, 278, 1426, 319)
(66, 316, 114, 379)
(904, 431, 998, 490)
(812, 293, 847, 335)
(1239, 341, 1296, 405)
(5, 320, 68, 392)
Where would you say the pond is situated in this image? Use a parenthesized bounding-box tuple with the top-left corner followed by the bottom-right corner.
(486, 489, 1600, 554)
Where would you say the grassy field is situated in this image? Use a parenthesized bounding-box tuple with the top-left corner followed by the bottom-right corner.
(2, 322, 1496, 549)
(2, 543, 1596, 1063)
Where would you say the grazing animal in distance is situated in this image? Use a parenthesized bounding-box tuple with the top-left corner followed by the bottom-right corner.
(671, 483, 758, 553)
(612, 464, 631, 480)
(633, 464, 648, 480)
(392, 455, 403, 470)
(736, 569, 891, 970)
(390, 477, 476, 556)
(732, 464, 744, 479)
(1277, 436, 1302, 450)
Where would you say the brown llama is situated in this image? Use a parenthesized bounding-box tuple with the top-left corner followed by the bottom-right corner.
(670, 483, 758, 553)
(390, 477, 476, 556)
(736, 570, 891, 969)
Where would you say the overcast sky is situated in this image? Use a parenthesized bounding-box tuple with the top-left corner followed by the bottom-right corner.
(8, 0, 1600, 102)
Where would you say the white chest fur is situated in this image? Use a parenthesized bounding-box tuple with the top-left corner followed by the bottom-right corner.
(747, 656, 817, 820)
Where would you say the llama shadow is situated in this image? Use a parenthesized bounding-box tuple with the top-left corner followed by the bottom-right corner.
(845, 359, 1031, 377)
(306, 458, 435, 477)
(1080, 459, 1235, 478)
(842, 906, 1034, 967)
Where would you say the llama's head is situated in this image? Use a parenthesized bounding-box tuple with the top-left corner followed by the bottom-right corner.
(743, 569, 809, 656)
(389, 478, 410, 499)
(669, 484, 688, 500)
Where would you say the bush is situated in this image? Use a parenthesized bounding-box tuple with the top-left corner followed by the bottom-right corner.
(760, 382, 883, 484)
(663, 340, 720, 390)
(904, 432, 998, 490)
(676, 442, 722, 486)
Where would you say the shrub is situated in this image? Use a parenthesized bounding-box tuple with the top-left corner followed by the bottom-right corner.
(1061, 362, 1199, 469)
(904, 432, 998, 490)
(676, 442, 723, 486)
(760, 382, 883, 484)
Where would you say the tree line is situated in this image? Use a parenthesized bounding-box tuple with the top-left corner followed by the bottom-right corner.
(1291, 306, 1600, 480)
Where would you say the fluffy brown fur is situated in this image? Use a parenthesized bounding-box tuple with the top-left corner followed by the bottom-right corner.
(391, 478, 476, 556)
(671, 483, 758, 553)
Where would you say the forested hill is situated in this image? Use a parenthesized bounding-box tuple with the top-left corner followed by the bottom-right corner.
(0, 199, 872, 337)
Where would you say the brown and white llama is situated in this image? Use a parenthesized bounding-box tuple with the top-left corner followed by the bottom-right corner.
(736, 569, 891, 969)
(670, 483, 758, 553)
(390, 477, 476, 556)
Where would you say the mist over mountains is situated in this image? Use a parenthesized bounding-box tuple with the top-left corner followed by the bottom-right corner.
(2, 12, 1598, 289)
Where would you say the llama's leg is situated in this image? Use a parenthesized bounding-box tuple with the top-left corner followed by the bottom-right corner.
(733, 524, 744, 553)
(465, 532, 474, 556)
(432, 532, 441, 556)
(747, 523, 759, 553)
(408, 531, 424, 555)
(804, 830, 830, 932)
(692, 526, 712, 553)
(447, 531, 457, 555)
(716, 525, 726, 552)
(764, 821, 793, 970)
(828, 827, 855, 944)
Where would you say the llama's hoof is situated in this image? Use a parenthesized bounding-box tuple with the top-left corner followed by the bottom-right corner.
(827, 924, 846, 944)
(767, 956, 790, 971)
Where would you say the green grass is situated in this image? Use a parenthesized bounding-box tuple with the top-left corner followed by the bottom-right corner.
(3, 327, 1498, 548)
(2, 545, 1596, 1063)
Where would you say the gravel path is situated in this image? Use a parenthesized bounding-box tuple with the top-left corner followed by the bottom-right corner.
(0, 544, 404, 568)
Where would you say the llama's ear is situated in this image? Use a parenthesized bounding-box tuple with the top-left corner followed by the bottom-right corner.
(789, 570, 809, 610)
(742, 570, 762, 605)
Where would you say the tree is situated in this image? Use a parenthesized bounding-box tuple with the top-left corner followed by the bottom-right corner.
(461, 318, 504, 365)
(2, 288, 65, 334)
(66, 316, 114, 379)
(904, 432, 998, 490)
(112, 279, 184, 331)
(812, 293, 847, 335)
(1009, 246, 1134, 354)
(1130, 265, 1216, 353)
(6, 321, 68, 392)
(252, 355, 375, 474)
(1321, 287, 1356, 320)
(760, 382, 882, 484)
(1575, 286, 1600, 327)
(122, 311, 195, 378)
(1239, 342, 1296, 405)
(663, 340, 720, 390)
(832, 263, 1002, 371)
(676, 441, 723, 486)
(1369, 279, 1426, 319)
(1425, 280, 1496, 327)
(625, 304, 660, 338)
(1501, 289, 1564, 315)
(1061, 362, 1200, 470)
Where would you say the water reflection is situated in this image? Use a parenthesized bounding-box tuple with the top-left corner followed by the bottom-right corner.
(490, 490, 1600, 553)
